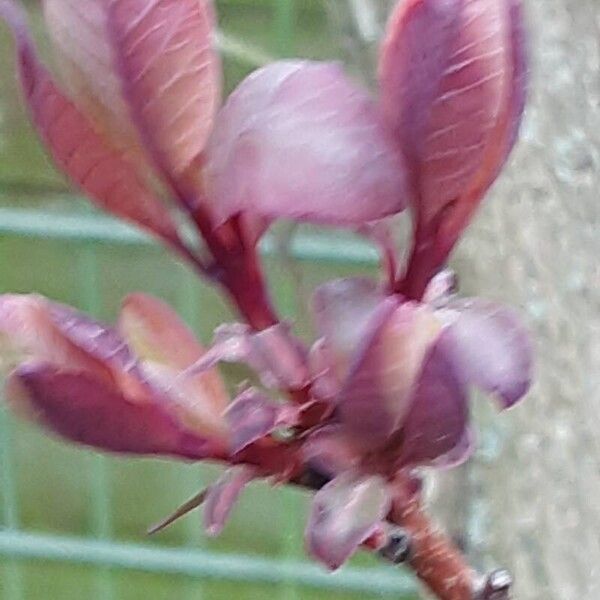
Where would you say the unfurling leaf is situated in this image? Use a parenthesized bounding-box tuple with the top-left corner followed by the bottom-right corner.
(120, 294, 229, 439)
(337, 302, 442, 451)
(226, 388, 298, 455)
(106, 0, 221, 190)
(380, 0, 527, 252)
(444, 298, 533, 408)
(396, 334, 470, 467)
(204, 61, 410, 226)
(203, 467, 254, 537)
(306, 471, 390, 570)
(0, 1, 183, 246)
(186, 322, 309, 390)
(0, 294, 226, 459)
(44, 0, 220, 194)
(7, 363, 212, 459)
(312, 278, 389, 386)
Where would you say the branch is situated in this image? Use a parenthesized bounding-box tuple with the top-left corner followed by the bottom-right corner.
(389, 499, 513, 600)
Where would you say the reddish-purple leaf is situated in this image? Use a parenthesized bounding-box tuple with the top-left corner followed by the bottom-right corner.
(0, 1, 182, 245)
(306, 471, 390, 570)
(225, 388, 298, 455)
(47, 303, 156, 404)
(43, 0, 144, 161)
(397, 334, 469, 467)
(0, 294, 113, 383)
(119, 294, 229, 440)
(250, 324, 309, 389)
(106, 0, 221, 192)
(308, 338, 340, 400)
(187, 322, 309, 390)
(338, 302, 442, 451)
(302, 425, 360, 478)
(379, 0, 462, 167)
(6, 362, 214, 459)
(380, 0, 527, 249)
(444, 298, 533, 408)
(431, 427, 476, 469)
(312, 278, 389, 385)
(203, 467, 254, 537)
(204, 60, 410, 226)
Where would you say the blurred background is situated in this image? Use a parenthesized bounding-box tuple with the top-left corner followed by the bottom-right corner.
(0, 1, 598, 599)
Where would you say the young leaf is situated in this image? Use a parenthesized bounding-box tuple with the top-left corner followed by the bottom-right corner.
(312, 278, 389, 385)
(203, 467, 254, 537)
(380, 0, 527, 253)
(119, 293, 229, 439)
(306, 471, 390, 570)
(106, 0, 221, 191)
(6, 362, 214, 459)
(0, 294, 113, 383)
(397, 334, 470, 467)
(337, 302, 442, 451)
(226, 388, 298, 455)
(185, 322, 309, 390)
(0, 1, 182, 246)
(444, 298, 533, 408)
(204, 60, 410, 226)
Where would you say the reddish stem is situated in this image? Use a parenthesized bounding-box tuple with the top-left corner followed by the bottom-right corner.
(391, 498, 476, 600)
(217, 238, 279, 330)
(188, 207, 278, 330)
(397, 217, 445, 301)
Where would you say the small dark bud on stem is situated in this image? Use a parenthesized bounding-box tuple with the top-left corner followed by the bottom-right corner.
(379, 529, 412, 565)
(474, 569, 513, 600)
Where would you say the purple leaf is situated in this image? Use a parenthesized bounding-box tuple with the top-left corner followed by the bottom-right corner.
(445, 298, 533, 408)
(106, 0, 221, 191)
(431, 427, 476, 469)
(187, 323, 309, 390)
(0, 295, 95, 373)
(308, 338, 340, 400)
(49, 304, 140, 376)
(302, 425, 360, 478)
(397, 334, 469, 467)
(203, 467, 254, 537)
(312, 278, 389, 385)
(306, 471, 390, 570)
(47, 303, 159, 404)
(338, 302, 442, 451)
(119, 294, 229, 441)
(251, 324, 309, 389)
(379, 0, 462, 167)
(204, 60, 410, 226)
(0, 1, 183, 246)
(6, 362, 214, 459)
(380, 0, 527, 252)
(225, 388, 298, 455)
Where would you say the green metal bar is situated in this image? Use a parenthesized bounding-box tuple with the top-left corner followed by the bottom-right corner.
(0, 530, 416, 596)
(0, 411, 18, 531)
(77, 244, 115, 600)
(176, 269, 207, 600)
(0, 232, 25, 600)
(0, 208, 379, 265)
(0, 408, 25, 600)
